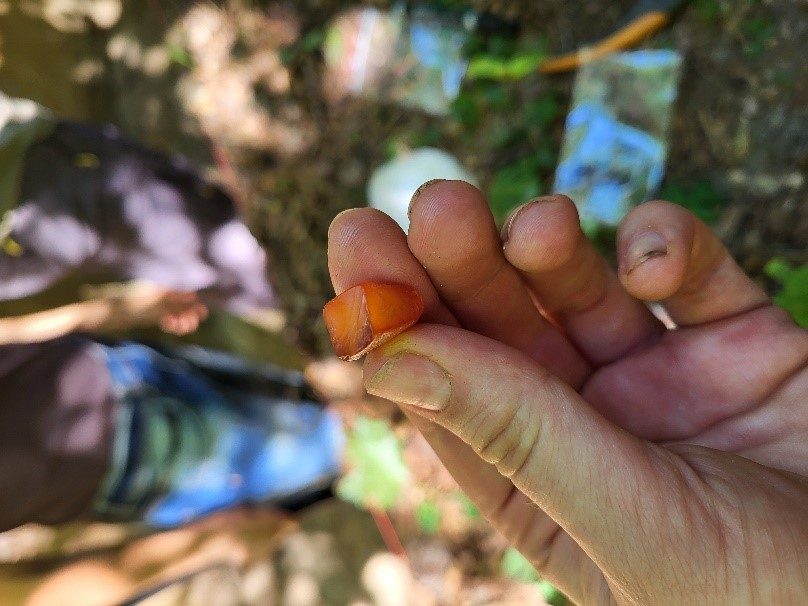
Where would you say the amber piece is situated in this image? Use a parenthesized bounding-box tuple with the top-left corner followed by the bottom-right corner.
(323, 282, 424, 361)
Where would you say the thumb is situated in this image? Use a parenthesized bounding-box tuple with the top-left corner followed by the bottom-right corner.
(364, 324, 684, 576)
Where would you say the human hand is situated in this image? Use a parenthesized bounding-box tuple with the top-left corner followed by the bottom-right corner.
(327, 181, 808, 604)
(103, 282, 209, 335)
(305, 357, 365, 401)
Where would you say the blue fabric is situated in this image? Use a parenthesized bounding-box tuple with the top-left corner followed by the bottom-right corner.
(96, 343, 343, 527)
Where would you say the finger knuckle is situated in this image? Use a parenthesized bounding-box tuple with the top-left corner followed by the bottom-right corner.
(473, 404, 542, 480)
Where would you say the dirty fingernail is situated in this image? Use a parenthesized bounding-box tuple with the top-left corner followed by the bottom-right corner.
(408, 179, 446, 218)
(501, 195, 567, 243)
(625, 231, 668, 273)
(365, 353, 451, 411)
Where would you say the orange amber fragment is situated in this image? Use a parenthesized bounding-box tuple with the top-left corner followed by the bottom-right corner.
(323, 282, 424, 361)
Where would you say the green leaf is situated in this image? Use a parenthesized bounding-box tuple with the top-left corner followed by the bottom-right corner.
(281, 29, 325, 65)
(167, 44, 192, 68)
(467, 52, 545, 80)
(488, 158, 542, 222)
(692, 0, 724, 23)
(491, 124, 523, 150)
(765, 258, 791, 282)
(742, 16, 775, 57)
(456, 492, 480, 520)
(412, 125, 444, 148)
(383, 135, 406, 161)
(337, 416, 409, 510)
(526, 96, 560, 128)
(539, 580, 569, 605)
(583, 222, 617, 256)
(450, 92, 482, 129)
(487, 35, 517, 58)
(765, 260, 808, 328)
(415, 500, 442, 535)
(482, 82, 510, 109)
(501, 548, 569, 603)
(534, 140, 558, 171)
(301, 29, 325, 52)
(500, 547, 540, 583)
(659, 180, 724, 224)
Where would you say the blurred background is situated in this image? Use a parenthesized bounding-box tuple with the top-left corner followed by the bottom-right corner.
(0, 1, 805, 604)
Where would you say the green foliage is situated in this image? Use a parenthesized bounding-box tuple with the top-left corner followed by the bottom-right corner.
(501, 547, 540, 583)
(539, 580, 569, 606)
(742, 16, 775, 57)
(383, 135, 405, 161)
(301, 29, 325, 53)
(691, 0, 724, 23)
(487, 96, 560, 155)
(167, 43, 192, 68)
(534, 139, 558, 171)
(490, 124, 523, 150)
(450, 91, 482, 130)
(416, 500, 442, 534)
(488, 157, 543, 222)
(463, 31, 547, 81)
(462, 33, 514, 60)
(659, 180, 724, 224)
(765, 260, 808, 328)
(583, 222, 617, 257)
(337, 416, 409, 510)
(427, 0, 470, 10)
(412, 124, 444, 148)
(467, 52, 545, 80)
(456, 491, 481, 520)
(481, 81, 510, 109)
(280, 28, 324, 64)
(526, 96, 561, 129)
(450, 80, 509, 132)
(501, 548, 568, 604)
(486, 125, 558, 216)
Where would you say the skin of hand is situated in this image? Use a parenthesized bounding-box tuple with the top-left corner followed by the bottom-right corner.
(305, 357, 366, 402)
(101, 282, 209, 336)
(0, 284, 208, 345)
(328, 181, 808, 605)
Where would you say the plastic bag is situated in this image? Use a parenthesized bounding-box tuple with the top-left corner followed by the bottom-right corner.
(554, 50, 682, 227)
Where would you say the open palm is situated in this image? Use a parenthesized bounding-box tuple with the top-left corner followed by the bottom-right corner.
(328, 181, 807, 604)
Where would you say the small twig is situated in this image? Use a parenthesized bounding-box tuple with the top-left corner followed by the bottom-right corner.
(369, 507, 408, 560)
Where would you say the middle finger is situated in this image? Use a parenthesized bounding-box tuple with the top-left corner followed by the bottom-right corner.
(407, 180, 589, 387)
(503, 195, 664, 365)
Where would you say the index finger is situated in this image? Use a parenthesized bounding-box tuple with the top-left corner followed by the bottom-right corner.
(328, 208, 457, 326)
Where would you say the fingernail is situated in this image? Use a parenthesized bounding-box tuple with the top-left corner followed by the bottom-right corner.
(501, 202, 533, 243)
(624, 231, 667, 273)
(501, 195, 565, 243)
(365, 353, 451, 411)
(408, 179, 446, 218)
